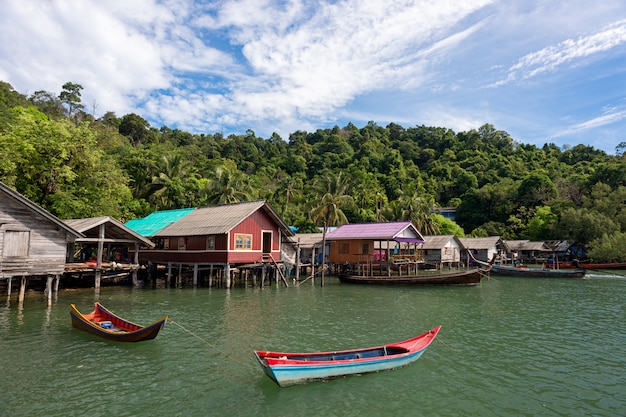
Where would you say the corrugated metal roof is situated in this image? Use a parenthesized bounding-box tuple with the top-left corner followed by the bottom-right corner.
(0, 181, 83, 238)
(153, 201, 293, 237)
(419, 235, 461, 250)
(125, 208, 195, 237)
(289, 233, 324, 248)
(326, 221, 423, 241)
(458, 236, 506, 250)
(506, 240, 552, 251)
(65, 216, 155, 247)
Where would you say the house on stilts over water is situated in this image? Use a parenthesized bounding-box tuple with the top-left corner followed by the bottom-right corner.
(0, 181, 82, 305)
(125, 201, 294, 287)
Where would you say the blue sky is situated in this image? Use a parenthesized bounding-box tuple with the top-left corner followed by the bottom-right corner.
(2, 0, 626, 154)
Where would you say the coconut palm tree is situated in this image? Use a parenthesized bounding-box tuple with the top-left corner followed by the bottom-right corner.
(203, 164, 254, 204)
(145, 154, 195, 209)
(397, 191, 440, 235)
(310, 172, 353, 286)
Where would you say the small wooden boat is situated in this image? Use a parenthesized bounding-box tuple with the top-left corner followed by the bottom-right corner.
(70, 302, 167, 342)
(338, 268, 483, 285)
(254, 326, 441, 387)
(556, 261, 626, 270)
(486, 263, 586, 278)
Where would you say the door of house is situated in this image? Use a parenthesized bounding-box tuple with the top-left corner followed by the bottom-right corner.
(262, 231, 272, 255)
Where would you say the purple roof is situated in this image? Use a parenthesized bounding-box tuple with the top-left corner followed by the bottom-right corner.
(326, 221, 424, 242)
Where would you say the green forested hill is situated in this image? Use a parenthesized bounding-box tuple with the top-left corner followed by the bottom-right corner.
(1, 81, 625, 260)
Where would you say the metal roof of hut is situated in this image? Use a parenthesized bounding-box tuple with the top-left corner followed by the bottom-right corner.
(326, 221, 424, 243)
(458, 236, 509, 251)
(64, 216, 155, 248)
(288, 233, 324, 249)
(149, 200, 293, 238)
(419, 235, 465, 250)
(505, 240, 552, 252)
(125, 208, 194, 237)
(0, 181, 83, 239)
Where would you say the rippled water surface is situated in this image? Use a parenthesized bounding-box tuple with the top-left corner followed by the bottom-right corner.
(1, 273, 624, 417)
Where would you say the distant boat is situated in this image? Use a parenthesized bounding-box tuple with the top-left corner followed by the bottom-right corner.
(70, 302, 167, 342)
(254, 326, 441, 387)
(338, 268, 483, 285)
(483, 262, 586, 278)
(556, 261, 626, 270)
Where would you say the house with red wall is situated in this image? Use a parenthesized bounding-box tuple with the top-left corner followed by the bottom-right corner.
(125, 201, 293, 286)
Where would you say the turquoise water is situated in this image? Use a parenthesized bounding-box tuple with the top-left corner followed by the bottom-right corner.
(1, 273, 624, 417)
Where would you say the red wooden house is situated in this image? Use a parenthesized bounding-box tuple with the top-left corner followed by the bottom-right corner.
(126, 201, 293, 286)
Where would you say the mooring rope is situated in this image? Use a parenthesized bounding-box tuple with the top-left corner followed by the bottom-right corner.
(167, 318, 213, 347)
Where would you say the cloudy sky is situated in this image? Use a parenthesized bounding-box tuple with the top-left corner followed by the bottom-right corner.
(2, 0, 626, 154)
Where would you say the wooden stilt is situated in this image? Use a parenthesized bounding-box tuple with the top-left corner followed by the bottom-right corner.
(132, 243, 139, 287)
(177, 263, 182, 287)
(193, 263, 198, 287)
(46, 275, 53, 306)
(209, 264, 214, 287)
(18, 276, 26, 303)
(295, 239, 301, 282)
(54, 275, 60, 293)
(96, 223, 104, 290)
(6, 277, 12, 297)
(167, 262, 172, 287)
(225, 263, 231, 287)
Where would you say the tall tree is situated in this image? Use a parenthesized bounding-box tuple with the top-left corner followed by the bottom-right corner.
(310, 172, 353, 286)
(59, 82, 84, 117)
(203, 163, 254, 204)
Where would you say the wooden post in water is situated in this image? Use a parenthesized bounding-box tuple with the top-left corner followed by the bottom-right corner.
(167, 262, 172, 287)
(54, 275, 60, 293)
(209, 264, 213, 287)
(193, 263, 198, 287)
(46, 275, 53, 306)
(18, 276, 26, 303)
(6, 277, 12, 297)
(295, 238, 301, 282)
(95, 223, 105, 290)
(225, 263, 231, 287)
(132, 243, 139, 287)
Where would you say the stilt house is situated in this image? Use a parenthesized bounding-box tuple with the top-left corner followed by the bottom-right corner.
(325, 221, 425, 275)
(0, 181, 82, 302)
(417, 235, 465, 268)
(125, 201, 293, 285)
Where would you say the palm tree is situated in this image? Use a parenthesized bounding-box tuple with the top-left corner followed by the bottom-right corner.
(145, 154, 194, 209)
(397, 191, 440, 235)
(203, 165, 254, 204)
(310, 172, 353, 286)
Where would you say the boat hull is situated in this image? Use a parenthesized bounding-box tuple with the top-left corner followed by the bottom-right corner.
(338, 269, 482, 285)
(70, 303, 167, 342)
(255, 326, 440, 387)
(489, 264, 586, 278)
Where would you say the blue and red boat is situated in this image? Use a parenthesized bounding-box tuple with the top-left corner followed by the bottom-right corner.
(254, 326, 441, 387)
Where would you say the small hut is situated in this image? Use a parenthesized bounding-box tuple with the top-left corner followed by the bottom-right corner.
(0, 181, 82, 304)
(325, 221, 425, 276)
(417, 235, 464, 268)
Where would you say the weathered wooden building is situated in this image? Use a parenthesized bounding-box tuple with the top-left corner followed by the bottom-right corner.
(504, 240, 553, 264)
(417, 235, 465, 268)
(125, 201, 293, 286)
(64, 216, 155, 288)
(459, 236, 509, 264)
(0, 181, 82, 303)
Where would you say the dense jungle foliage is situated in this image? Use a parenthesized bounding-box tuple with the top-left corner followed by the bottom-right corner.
(1, 81, 626, 261)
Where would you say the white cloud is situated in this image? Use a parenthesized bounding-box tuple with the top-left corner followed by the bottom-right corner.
(497, 19, 626, 85)
(549, 105, 626, 139)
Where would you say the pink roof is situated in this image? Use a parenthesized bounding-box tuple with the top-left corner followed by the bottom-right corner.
(326, 221, 424, 242)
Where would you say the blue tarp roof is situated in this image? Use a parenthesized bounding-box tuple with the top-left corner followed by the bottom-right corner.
(125, 208, 195, 237)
